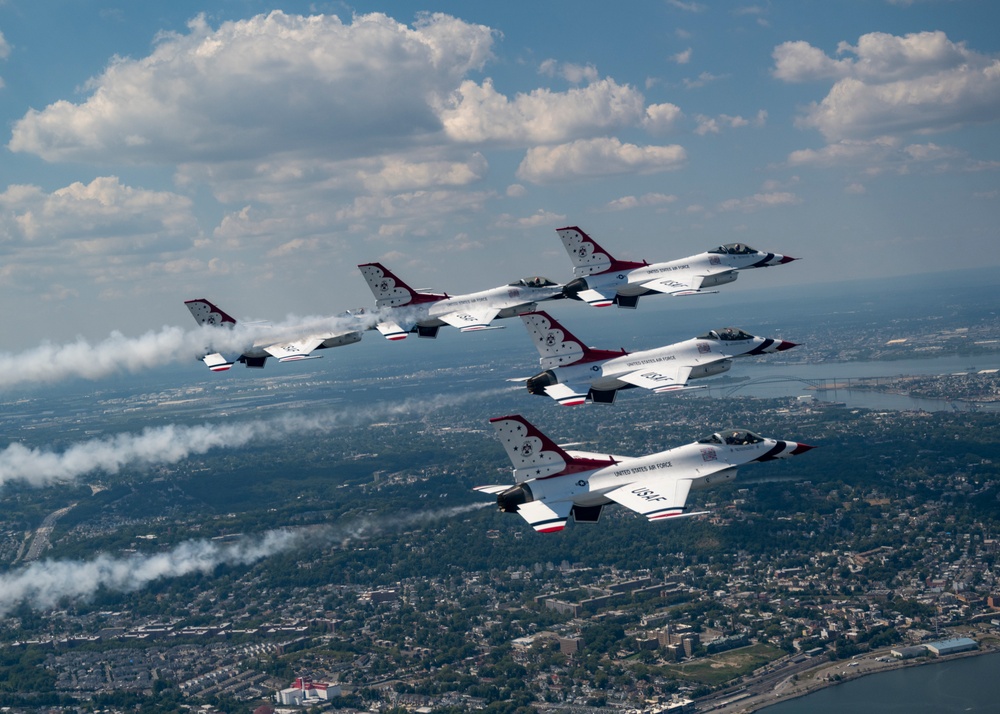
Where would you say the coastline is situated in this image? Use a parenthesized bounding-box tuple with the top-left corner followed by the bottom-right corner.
(696, 640, 1000, 713)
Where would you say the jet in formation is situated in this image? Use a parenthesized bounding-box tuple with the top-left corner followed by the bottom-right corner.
(520, 311, 796, 405)
(357, 262, 563, 340)
(557, 226, 797, 308)
(185, 298, 365, 371)
(475, 414, 814, 532)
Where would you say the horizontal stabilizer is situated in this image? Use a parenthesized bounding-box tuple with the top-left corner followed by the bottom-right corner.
(376, 320, 410, 341)
(577, 288, 616, 307)
(202, 353, 234, 372)
(517, 500, 571, 533)
(543, 383, 589, 407)
(473, 485, 509, 495)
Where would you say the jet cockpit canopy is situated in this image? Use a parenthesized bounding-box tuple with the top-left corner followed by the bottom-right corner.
(698, 327, 754, 341)
(709, 243, 758, 255)
(510, 276, 558, 288)
(699, 429, 764, 446)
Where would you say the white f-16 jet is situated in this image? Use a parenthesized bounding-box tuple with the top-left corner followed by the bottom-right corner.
(357, 262, 563, 340)
(475, 415, 814, 532)
(184, 298, 364, 371)
(520, 311, 797, 405)
(557, 226, 797, 308)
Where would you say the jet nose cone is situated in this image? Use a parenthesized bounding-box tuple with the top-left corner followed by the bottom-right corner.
(791, 442, 816, 455)
(778, 255, 798, 264)
(777, 340, 798, 352)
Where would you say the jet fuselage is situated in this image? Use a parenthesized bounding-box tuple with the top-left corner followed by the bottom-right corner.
(527, 331, 793, 396)
(498, 434, 806, 514)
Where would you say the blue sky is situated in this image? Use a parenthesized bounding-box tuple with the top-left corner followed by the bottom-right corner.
(1, 0, 998, 350)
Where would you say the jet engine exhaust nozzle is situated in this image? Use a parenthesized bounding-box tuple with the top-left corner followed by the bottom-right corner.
(497, 484, 533, 513)
(526, 370, 558, 396)
(562, 277, 589, 300)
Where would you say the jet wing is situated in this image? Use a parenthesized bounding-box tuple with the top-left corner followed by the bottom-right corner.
(617, 365, 706, 393)
(605, 477, 707, 521)
(516, 500, 573, 533)
(263, 338, 326, 362)
(438, 307, 503, 332)
(375, 319, 412, 341)
(543, 382, 590, 407)
(642, 273, 720, 296)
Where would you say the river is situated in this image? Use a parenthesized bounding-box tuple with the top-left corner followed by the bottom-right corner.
(697, 353, 1000, 412)
(760, 651, 1000, 714)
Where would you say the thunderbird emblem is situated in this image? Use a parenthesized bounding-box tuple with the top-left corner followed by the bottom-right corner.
(521, 442, 533, 457)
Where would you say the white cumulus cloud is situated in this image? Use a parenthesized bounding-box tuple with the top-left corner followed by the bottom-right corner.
(718, 192, 802, 212)
(516, 137, 686, 184)
(605, 193, 678, 212)
(0, 177, 200, 294)
(439, 77, 646, 145)
(643, 103, 684, 134)
(8, 11, 496, 164)
(773, 31, 1000, 140)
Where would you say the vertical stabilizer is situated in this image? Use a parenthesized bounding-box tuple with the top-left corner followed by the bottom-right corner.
(556, 226, 646, 277)
(357, 263, 446, 308)
(490, 415, 573, 482)
(185, 299, 238, 327)
(520, 311, 627, 369)
(489, 414, 615, 483)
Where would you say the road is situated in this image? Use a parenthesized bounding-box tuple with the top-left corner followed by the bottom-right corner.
(23, 503, 77, 562)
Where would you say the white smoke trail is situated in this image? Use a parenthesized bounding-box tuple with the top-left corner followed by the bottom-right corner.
(0, 311, 378, 390)
(0, 391, 501, 489)
(0, 504, 488, 617)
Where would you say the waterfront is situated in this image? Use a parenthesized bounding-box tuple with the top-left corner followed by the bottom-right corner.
(759, 651, 1000, 714)
(704, 353, 1000, 412)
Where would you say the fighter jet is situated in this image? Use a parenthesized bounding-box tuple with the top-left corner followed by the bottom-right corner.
(475, 414, 814, 532)
(357, 262, 563, 340)
(557, 226, 797, 308)
(520, 311, 796, 405)
(184, 298, 365, 371)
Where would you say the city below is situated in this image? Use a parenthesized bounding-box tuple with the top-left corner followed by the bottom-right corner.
(1, 273, 999, 713)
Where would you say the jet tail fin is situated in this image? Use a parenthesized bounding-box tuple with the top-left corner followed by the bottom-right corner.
(185, 299, 237, 328)
(556, 226, 646, 277)
(520, 311, 626, 369)
(489, 414, 615, 482)
(357, 263, 447, 308)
